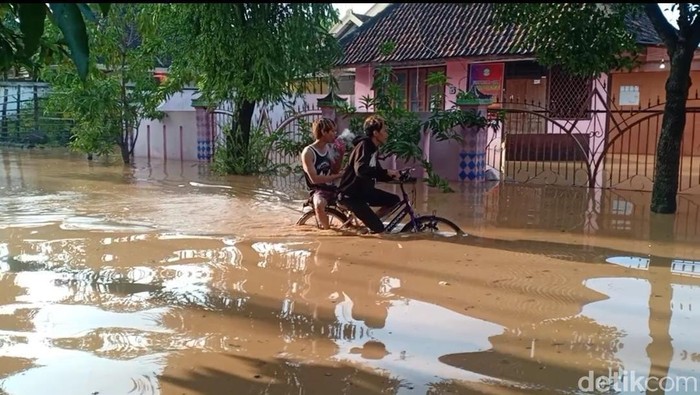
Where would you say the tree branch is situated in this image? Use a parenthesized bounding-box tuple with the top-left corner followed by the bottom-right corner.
(689, 5, 700, 47)
(678, 3, 692, 35)
(644, 3, 679, 51)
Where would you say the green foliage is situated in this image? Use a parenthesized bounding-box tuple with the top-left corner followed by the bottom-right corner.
(148, 3, 340, 174)
(491, 3, 644, 77)
(150, 4, 340, 105)
(40, 4, 169, 163)
(272, 117, 315, 161)
(42, 71, 122, 156)
(347, 117, 364, 136)
(211, 124, 282, 175)
(425, 72, 502, 144)
(0, 3, 110, 79)
(422, 161, 452, 193)
(212, 113, 326, 176)
(357, 42, 424, 164)
(345, 41, 498, 193)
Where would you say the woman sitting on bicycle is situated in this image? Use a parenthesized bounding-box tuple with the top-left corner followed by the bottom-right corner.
(300, 118, 343, 229)
(337, 115, 400, 234)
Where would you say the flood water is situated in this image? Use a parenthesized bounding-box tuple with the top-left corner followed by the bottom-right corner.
(1, 148, 700, 394)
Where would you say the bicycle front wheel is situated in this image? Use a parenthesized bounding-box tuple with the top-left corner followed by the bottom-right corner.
(400, 215, 464, 237)
(296, 207, 349, 230)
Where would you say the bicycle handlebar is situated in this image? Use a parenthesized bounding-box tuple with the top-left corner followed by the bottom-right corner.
(392, 167, 417, 184)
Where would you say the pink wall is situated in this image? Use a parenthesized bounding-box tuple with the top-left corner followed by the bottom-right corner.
(445, 59, 469, 108)
(357, 60, 494, 181)
(135, 112, 198, 162)
(642, 46, 700, 72)
(354, 66, 373, 110)
(352, 61, 472, 111)
(387, 127, 487, 182)
(352, 49, 700, 184)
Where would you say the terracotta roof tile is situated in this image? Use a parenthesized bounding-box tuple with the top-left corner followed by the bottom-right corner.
(337, 3, 663, 67)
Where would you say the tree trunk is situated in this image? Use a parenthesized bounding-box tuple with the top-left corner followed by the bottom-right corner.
(120, 143, 131, 164)
(219, 99, 257, 174)
(122, 120, 136, 165)
(237, 99, 256, 153)
(651, 46, 694, 214)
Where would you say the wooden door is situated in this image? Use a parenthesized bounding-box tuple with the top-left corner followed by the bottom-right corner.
(502, 77, 548, 134)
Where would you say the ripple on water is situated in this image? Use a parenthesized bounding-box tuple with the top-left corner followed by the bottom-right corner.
(0, 192, 84, 228)
(59, 216, 156, 232)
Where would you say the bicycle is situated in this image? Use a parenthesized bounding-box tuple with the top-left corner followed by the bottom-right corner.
(295, 168, 464, 236)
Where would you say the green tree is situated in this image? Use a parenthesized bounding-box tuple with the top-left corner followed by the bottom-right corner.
(0, 3, 110, 80)
(150, 3, 341, 174)
(40, 4, 168, 163)
(493, 3, 700, 214)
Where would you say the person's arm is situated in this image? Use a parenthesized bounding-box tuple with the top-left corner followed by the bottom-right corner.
(353, 140, 387, 180)
(374, 158, 395, 182)
(301, 147, 340, 184)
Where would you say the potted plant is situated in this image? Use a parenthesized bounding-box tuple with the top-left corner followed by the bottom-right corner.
(455, 85, 493, 106)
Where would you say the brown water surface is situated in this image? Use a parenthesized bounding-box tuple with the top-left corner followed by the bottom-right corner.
(1, 148, 700, 394)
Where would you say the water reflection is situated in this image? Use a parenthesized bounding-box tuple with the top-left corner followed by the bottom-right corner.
(0, 228, 698, 394)
(431, 249, 700, 395)
(2, 149, 700, 394)
(465, 182, 700, 240)
(332, 293, 510, 393)
(607, 255, 700, 278)
(0, 227, 548, 393)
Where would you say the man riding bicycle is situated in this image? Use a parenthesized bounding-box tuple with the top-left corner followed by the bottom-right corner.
(300, 118, 343, 229)
(337, 115, 400, 234)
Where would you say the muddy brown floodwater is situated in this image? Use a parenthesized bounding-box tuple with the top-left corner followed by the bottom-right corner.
(1, 148, 700, 395)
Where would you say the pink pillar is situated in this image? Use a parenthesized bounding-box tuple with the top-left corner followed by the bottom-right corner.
(317, 91, 347, 124)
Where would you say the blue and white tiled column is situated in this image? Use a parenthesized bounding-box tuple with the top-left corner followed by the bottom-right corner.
(457, 99, 490, 182)
(459, 127, 487, 181)
(194, 105, 213, 162)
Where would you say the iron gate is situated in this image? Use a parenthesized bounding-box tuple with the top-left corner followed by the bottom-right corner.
(488, 82, 700, 193)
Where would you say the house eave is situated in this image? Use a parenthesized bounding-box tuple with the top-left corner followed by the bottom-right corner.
(330, 10, 365, 36)
(335, 54, 538, 70)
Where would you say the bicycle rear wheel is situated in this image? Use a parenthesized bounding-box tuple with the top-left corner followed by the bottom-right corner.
(400, 215, 464, 236)
(296, 207, 349, 230)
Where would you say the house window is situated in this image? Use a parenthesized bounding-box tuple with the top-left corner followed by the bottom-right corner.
(297, 77, 330, 95)
(336, 75, 355, 95)
(375, 66, 446, 112)
(548, 66, 592, 120)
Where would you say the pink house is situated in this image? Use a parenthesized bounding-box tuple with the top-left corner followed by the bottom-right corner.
(331, 3, 700, 190)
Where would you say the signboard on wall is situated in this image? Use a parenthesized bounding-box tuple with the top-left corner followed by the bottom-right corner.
(619, 85, 640, 106)
(468, 62, 505, 100)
